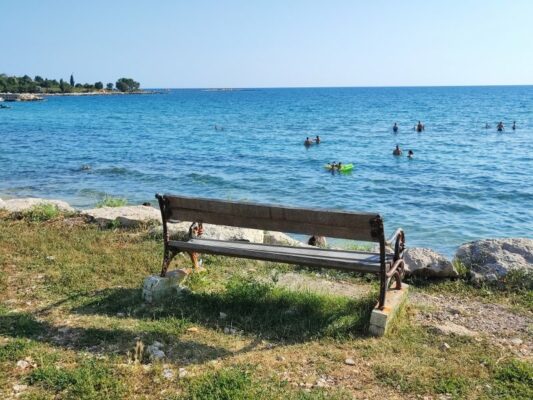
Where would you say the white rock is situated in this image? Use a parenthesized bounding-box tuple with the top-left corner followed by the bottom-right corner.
(146, 344, 165, 361)
(344, 358, 356, 366)
(151, 341, 164, 349)
(16, 360, 31, 370)
(82, 205, 161, 227)
(162, 368, 175, 380)
(263, 231, 304, 246)
(142, 269, 188, 303)
(12, 384, 28, 393)
(432, 321, 477, 337)
(404, 248, 458, 278)
(455, 238, 533, 280)
(178, 367, 188, 378)
(0, 198, 5, 208)
(1, 198, 75, 213)
(440, 342, 451, 351)
(219, 312, 227, 319)
(150, 221, 264, 243)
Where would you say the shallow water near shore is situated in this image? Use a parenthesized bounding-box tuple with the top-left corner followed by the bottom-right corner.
(1, 86, 532, 255)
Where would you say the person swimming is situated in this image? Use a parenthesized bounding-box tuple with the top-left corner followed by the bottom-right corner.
(337, 162, 343, 170)
(512, 121, 516, 130)
(393, 145, 402, 156)
(497, 121, 504, 132)
(393, 122, 398, 133)
(407, 150, 414, 158)
(304, 137, 314, 146)
(315, 135, 321, 144)
(416, 121, 425, 132)
(485, 123, 490, 129)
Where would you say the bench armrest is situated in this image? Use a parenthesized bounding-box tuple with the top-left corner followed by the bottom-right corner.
(386, 228, 404, 247)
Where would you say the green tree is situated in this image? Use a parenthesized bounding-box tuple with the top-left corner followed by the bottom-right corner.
(70, 74, 75, 86)
(59, 79, 66, 93)
(115, 77, 140, 92)
(106, 82, 113, 90)
(94, 81, 103, 90)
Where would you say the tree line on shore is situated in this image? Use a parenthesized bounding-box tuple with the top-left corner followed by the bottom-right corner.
(0, 74, 140, 94)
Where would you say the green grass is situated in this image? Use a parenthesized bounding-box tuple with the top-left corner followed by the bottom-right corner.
(0, 216, 531, 399)
(27, 358, 126, 400)
(21, 203, 61, 222)
(96, 196, 128, 208)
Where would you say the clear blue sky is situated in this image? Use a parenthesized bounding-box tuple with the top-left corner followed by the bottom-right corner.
(2, 0, 532, 88)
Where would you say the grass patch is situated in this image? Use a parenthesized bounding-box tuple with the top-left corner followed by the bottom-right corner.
(489, 359, 533, 400)
(27, 358, 126, 400)
(0, 338, 36, 361)
(96, 196, 128, 208)
(21, 203, 61, 222)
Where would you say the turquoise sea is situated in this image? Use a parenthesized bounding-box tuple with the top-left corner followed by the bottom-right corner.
(1, 87, 532, 255)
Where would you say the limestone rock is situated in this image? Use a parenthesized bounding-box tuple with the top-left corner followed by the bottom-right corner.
(82, 205, 161, 227)
(0, 198, 5, 209)
(404, 248, 458, 278)
(455, 238, 533, 279)
(1, 197, 74, 213)
(151, 221, 264, 243)
(432, 321, 477, 337)
(142, 269, 188, 303)
(263, 231, 304, 246)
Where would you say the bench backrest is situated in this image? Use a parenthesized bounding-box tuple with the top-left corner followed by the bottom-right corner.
(157, 194, 384, 242)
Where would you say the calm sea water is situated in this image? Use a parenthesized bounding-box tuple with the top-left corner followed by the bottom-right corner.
(1, 87, 532, 255)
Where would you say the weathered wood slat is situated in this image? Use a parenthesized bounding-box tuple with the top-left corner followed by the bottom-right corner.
(164, 195, 381, 242)
(169, 239, 385, 273)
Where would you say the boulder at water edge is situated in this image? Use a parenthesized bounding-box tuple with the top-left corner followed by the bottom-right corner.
(455, 238, 533, 281)
(403, 247, 458, 278)
(82, 205, 161, 227)
(0, 198, 75, 213)
(150, 222, 265, 243)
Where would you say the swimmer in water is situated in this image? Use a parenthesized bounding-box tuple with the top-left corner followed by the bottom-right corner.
(304, 137, 313, 146)
(393, 122, 398, 132)
(315, 135, 321, 144)
(497, 121, 504, 131)
(337, 162, 343, 170)
(407, 150, 414, 158)
(512, 121, 516, 130)
(393, 145, 402, 156)
(485, 123, 490, 129)
(416, 121, 424, 132)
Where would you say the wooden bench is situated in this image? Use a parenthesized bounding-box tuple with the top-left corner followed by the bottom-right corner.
(155, 194, 406, 309)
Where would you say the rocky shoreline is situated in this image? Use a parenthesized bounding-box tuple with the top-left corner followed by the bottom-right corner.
(1, 196, 531, 281)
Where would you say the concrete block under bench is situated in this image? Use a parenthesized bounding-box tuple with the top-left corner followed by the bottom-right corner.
(369, 284, 409, 337)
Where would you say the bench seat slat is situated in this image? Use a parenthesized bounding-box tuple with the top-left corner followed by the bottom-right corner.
(169, 239, 389, 273)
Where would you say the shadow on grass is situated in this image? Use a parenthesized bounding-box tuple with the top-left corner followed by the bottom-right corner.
(72, 277, 377, 342)
(0, 307, 239, 366)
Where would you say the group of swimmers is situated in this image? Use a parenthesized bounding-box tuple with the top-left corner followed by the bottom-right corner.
(393, 145, 414, 158)
(488, 121, 516, 131)
(392, 121, 425, 133)
(304, 135, 321, 145)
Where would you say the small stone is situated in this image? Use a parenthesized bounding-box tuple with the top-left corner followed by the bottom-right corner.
(344, 358, 356, 366)
(13, 384, 28, 393)
(186, 327, 199, 333)
(16, 359, 31, 370)
(162, 368, 175, 380)
(276, 355, 286, 361)
(178, 367, 188, 378)
(223, 327, 237, 334)
(45, 256, 55, 262)
(152, 341, 164, 348)
(440, 342, 451, 351)
(510, 338, 523, 346)
(116, 312, 125, 317)
(219, 312, 227, 319)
